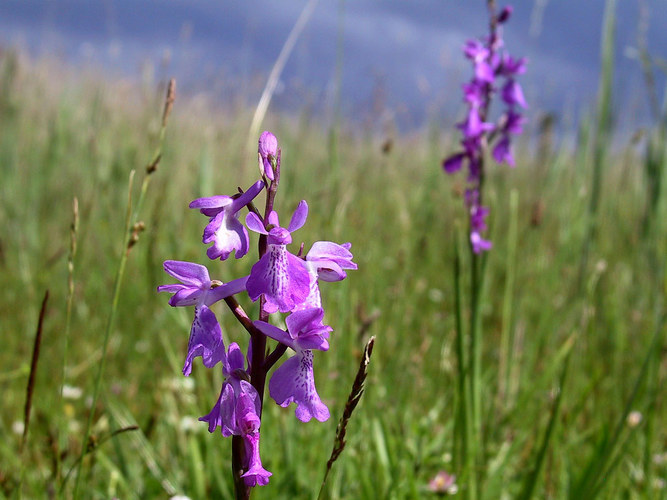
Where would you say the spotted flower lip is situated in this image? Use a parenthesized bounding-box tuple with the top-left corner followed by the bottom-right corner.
(245, 201, 311, 313)
(189, 180, 264, 261)
(181, 305, 227, 376)
(254, 308, 331, 422)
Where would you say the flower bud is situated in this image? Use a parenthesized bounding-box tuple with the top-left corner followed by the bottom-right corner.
(498, 6, 513, 24)
(258, 131, 278, 180)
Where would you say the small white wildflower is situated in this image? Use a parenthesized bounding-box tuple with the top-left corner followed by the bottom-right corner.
(627, 411, 642, 428)
(429, 288, 444, 303)
(134, 340, 150, 353)
(179, 416, 199, 433)
(62, 385, 83, 400)
(180, 377, 195, 392)
(168, 377, 195, 392)
(12, 421, 25, 436)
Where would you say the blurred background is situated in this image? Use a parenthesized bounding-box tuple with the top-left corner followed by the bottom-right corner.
(2, 0, 666, 135)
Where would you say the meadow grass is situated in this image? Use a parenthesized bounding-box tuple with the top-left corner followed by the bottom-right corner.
(0, 38, 665, 499)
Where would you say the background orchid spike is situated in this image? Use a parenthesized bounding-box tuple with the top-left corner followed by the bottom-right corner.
(258, 130, 278, 180)
(441, 3, 526, 253)
(189, 180, 264, 261)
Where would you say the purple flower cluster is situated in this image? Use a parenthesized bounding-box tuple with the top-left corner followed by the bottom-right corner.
(442, 5, 527, 253)
(158, 131, 356, 489)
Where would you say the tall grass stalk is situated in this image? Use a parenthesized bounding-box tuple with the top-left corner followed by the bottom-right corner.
(328, 0, 346, 172)
(570, 314, 664, 499)
(245, 0, 319, 172)
(70, 169, 136, 498)
(19, 290, 49, 494)
(58, 196, 78, 483)
(517, 350, 571, 500)
(318, 336, 375, 499)
(71, 80, 175, 498)
(578, 0, 616, 289)
(20, 290, 49, 455)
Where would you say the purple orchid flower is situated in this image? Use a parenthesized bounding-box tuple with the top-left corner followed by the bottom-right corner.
(254, 308, 331, 422)
(189, 180, 264, 261)
(157, 260, 248, 375)
(242, 432, 271, 487)
(294, 241, 357, 311)
(238, 391, 271, 487)
(199, 343, 255, 435)
(244, 201, 311, 314)
(199, 343, 272, 486)
(492, 135, 514, 166)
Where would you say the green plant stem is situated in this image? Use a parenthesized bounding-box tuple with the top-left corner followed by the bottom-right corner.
(454, 226, 478, 500)
(58, 196, 78, 484)
(468, 250, 482, 498)
(453, 226, 467, 471)
(72, 170, 136, 499)
(497, 189, 518, 411)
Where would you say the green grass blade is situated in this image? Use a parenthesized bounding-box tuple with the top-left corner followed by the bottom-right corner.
(517, 350, 571, 500)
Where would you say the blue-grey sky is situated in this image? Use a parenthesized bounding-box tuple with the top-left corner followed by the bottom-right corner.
(1, 0, 666, 134)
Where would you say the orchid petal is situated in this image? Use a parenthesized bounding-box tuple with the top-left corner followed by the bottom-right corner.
(288, 200, 308, 233)
(162, 260, 210, 287)
(253, 320, 295, 348)
(230, 180, 264, 213)
(245, 212, 268, 235)
(183, 305, 226, 376)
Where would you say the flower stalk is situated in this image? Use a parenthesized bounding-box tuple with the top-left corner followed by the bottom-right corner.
(159, 131, 357, 497)
(441, 4, 527, 497)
